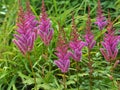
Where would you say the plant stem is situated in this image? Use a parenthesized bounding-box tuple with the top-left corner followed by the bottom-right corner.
(63, 73, 66, 90)
(99, 30, 103, 48)
(110, 60, 114, 79)
(27, 53, 37, 90)
(110, 61, 116, 88)
(88, 48, 93, 90)
(76, 62, 79, 90)
(98, 30, 103, 89)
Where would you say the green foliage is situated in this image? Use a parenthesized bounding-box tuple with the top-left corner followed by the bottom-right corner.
(0, 0, 120, 90)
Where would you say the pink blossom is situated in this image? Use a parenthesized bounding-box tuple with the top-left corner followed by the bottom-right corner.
(100, 31, 119, 61)
(69, 15, 86, 62)
(13, 1, 37, 55)
(54, 26, 70, 73)
(85, 6, 96, 50)
(100, 14, 119, 61)
(38, 0, 53, 46)
(95, 0, 107, 30)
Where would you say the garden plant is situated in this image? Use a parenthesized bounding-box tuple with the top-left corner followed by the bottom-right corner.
(0, 0, 120, 90)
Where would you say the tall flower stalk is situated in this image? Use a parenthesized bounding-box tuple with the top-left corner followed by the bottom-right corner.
(54, 23, 70, 90)
(95, 0, 107, 47)
(85, 6, 96, 90)
(13, 1, 37, 55)
(69, 16, 86, 62)
(37, 0, 54, 65)
(100, 13, 119, 63)
(95, 0, 107, 31)
(13, 0, 37, 89)
(69, 14, 86, 90)
(38, 0, 54, 46)
(100, 12, 119, 80)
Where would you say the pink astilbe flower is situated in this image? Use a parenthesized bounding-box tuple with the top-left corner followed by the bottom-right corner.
(38, 0, 54, 46)
(13, 1, 37, 55)
(54, 25, 70, 73)
(24, 1, 38, 38)
(100, 13, 119, 62)
(85, 6, 96, 50)
(69, 15, 86, 62)
(95, 0, 107, 30)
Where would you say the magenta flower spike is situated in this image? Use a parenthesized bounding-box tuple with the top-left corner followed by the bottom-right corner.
(54, 26, 70, 73)
(100, 32, 119, 62)
(13, 1, 37, 55)
(85, 6, 96, 50)
(38, 0, 54, 46)
(69, 40, 86, 62)
(54, 44, 70, 73)
(69, 15, 86, 62)
(100, 13, 119, 62)
(25, 1, 38, 38)
(95, 0, 107, 30)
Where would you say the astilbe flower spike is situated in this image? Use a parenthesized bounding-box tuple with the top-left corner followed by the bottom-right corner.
(25, 1, 38, 38)
(54, 24, 70, 73)
(100, 12, 119, 62)
(95, 0, 107, 30)
(37, 0, 54, 46)
(85, 6, 96, 50)
(85, 6, 96, 90)
(69, 15, 86, 62)
(13, 0, 37, 55)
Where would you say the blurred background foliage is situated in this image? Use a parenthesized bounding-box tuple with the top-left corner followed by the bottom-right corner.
(0, 0, 120, 90)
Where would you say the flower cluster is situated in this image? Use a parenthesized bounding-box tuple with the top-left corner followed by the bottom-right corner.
(13, 1, 37, 55)
(13, 0, 53, 55)
(100, 13, 119, 62)
(37, 0, 54, 46)
(13, 0, 120, 74)
(85, 6, 96, 50)
(69, 15, 86, 62)
(54, 26, 70, 73)
(95, 0, 107, 30)
(100, 31, 119, 62)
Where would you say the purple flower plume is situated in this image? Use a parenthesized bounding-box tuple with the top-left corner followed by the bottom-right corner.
(69, 15, 86, 62)
(100, 13, 119, 62)
(37, 0, 54, 46)
(85, 6, 96, 50)
(69, 40, 86, 62)
(95, 0, 107, 30)
(100, 32, 119, 62)
(13, 1, 37, 55)
(54, 25, 71, 73)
